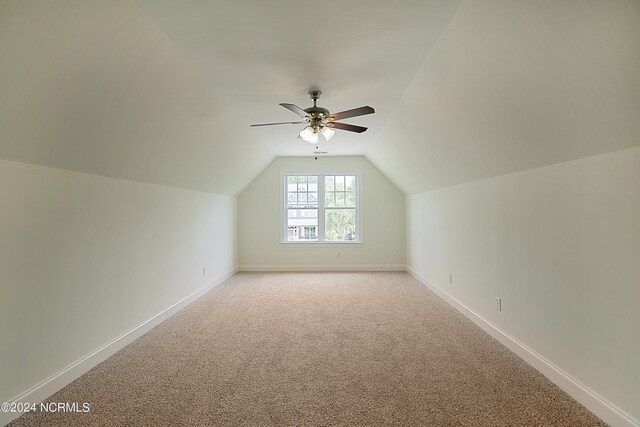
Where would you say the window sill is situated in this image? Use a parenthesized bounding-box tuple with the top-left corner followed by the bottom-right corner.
(280, 241, 363, 247)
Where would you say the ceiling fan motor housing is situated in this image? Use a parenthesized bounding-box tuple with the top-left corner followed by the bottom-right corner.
(305, 90, 329, 120)
(304, 107, 330, 118)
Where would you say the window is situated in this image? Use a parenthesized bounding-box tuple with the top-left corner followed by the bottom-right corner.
(284, 173, 359, 243)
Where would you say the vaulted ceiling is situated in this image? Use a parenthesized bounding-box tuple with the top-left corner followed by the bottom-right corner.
(1, 1, 639, 195)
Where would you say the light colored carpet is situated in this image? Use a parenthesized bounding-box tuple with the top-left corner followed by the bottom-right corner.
(9, 272, 606, 426)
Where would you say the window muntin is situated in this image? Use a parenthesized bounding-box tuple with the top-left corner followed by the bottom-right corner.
(284, 173, 359, 243)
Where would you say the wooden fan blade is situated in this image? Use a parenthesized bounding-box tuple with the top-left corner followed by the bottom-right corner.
(250, 121, 305, 127)
(327, 122, 368, 133)
(328, 106, 374, 121)
(279, 103, 308, 118)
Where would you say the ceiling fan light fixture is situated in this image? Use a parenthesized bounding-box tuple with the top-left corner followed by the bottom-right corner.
(320, 126, 335, 142)
(299, 126, 319, 144)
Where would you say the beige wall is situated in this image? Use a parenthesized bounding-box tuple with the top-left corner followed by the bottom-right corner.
(0, 158, 237, 405)
(238, 156, 405, 269)
(406, 147, 640, 422)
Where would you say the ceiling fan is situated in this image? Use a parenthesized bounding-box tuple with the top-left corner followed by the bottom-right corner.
(250, 89, 375, 144)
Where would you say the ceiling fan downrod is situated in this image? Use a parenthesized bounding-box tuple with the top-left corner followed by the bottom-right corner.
(309, 89, 321, 107)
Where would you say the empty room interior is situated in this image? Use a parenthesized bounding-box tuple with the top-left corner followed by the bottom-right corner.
(1, 1, 639, 426)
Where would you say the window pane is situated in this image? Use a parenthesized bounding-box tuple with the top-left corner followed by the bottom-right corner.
(288, 227, 298, 240)
(288, 192, 297, 205)
(345, 176, 355, 191)
(325, 209, 356, 241)
(297, 175, 307, 192)
(346, 191, 355, 207)
(287, 209, 318, 241)
(288, 176, 298, 185)
(336, 192, 345, 207)
(325, 192, 335, 207)
(308, 175, 318, 184)
(325, 175, 334, 192)
(335, 176, 345, 191)
(303, 226, 317, 240)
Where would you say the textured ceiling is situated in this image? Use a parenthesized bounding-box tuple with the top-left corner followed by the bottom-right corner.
(1, 0, 639, 195)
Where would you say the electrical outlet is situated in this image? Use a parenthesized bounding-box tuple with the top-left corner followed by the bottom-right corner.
(449, 274, 453, 284)
(496, 297, 502, 312)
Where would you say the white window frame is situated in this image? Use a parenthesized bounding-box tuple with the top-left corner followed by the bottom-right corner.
(282, 172, 361, 244)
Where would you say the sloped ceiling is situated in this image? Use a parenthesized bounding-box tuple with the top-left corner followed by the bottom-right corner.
(369, 0, 640, 194)
(1, 1, 639, 195)
(0, 0, 270, 195)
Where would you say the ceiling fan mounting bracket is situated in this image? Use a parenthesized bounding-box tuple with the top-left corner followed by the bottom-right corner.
(308, 89, 322, 102)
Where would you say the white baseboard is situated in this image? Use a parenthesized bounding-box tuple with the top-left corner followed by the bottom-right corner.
(1, 267, 238, 427)
(6, 267, 634, 427)
(239, 264, 406, 272)
(406, 267, 639, 427)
